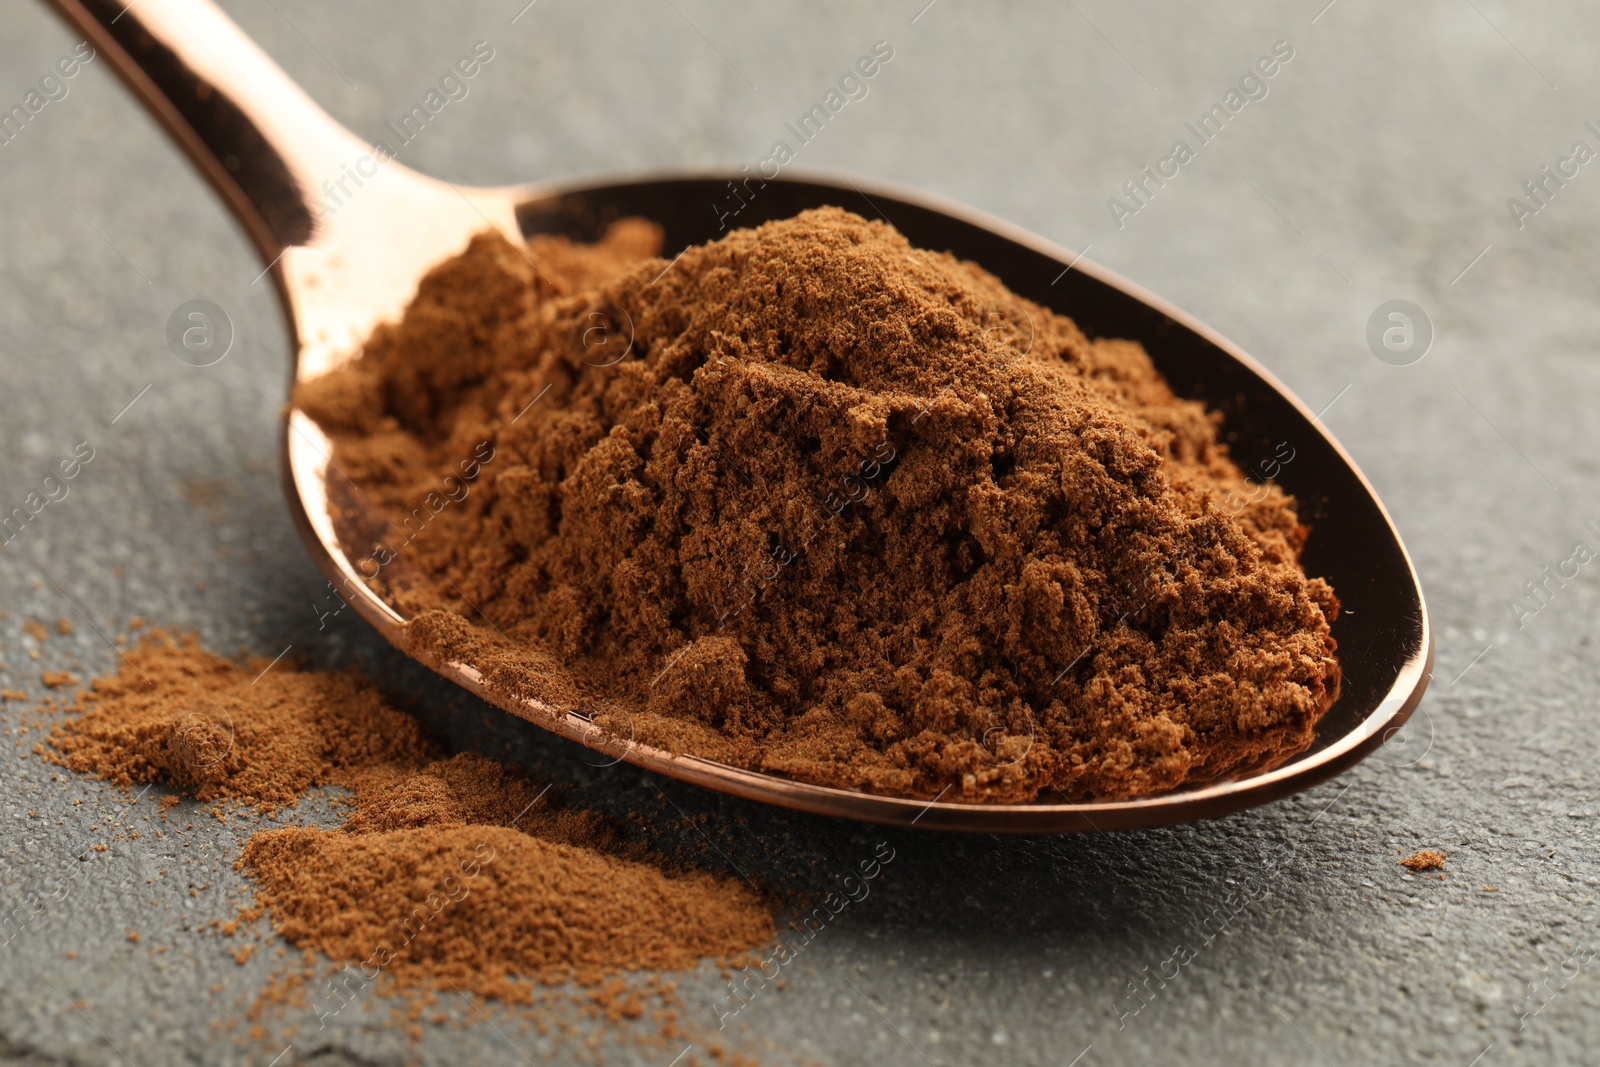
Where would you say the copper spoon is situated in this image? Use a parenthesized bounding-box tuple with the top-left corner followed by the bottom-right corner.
(48, 0, 1431, 833)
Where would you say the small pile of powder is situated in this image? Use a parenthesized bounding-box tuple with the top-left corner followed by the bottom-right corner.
(297, 207, 1339, 803)
(47, 636, 432, 810)
(46, 636, 772, 997)
(1399, 849, 1447, 873)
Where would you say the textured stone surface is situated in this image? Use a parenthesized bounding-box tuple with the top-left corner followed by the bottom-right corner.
(1, 1, 1597, 1064)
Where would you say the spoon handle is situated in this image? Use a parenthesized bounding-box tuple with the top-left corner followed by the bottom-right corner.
(43, 0, 370, 263)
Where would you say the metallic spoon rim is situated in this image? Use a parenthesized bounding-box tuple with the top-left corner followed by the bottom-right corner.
(284, 166, 1433, 833)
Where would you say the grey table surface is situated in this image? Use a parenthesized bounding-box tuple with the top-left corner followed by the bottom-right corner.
(2, 1, 1598, 1064)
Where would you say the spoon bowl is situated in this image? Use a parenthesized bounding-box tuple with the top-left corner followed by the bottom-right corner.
(51, 0, 1431, 832)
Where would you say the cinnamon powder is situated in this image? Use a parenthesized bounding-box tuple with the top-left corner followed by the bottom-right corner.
(1399, 849, 1447, 873)
(298, 207, 1339, 803)
(47, 636, 434, 810)
(46, 636, 772, 998)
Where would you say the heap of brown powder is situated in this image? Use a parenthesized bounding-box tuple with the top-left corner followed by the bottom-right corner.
(298, 207, 1339, 803)
(46, 636, 773, 998)
(1399, 848, 1447, 873)
(48, 636, 433, 810)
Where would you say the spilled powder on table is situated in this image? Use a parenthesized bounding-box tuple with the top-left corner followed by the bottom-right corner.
(45, 635, 773, 1005)
(1399, 849, 1447, 873)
